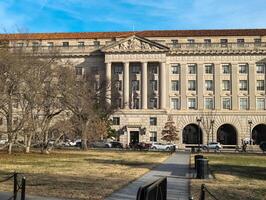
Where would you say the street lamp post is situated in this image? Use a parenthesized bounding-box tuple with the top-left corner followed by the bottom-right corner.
(248, 120, 253, 145)
(196, 117, 202, 151)
(211, 119, 215, 142)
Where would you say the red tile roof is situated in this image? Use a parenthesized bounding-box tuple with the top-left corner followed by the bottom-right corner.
(0, 29, 266, 40)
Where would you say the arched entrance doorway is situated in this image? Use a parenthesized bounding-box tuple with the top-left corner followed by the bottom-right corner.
(182, 124, 203, 144)
(252, 124, 266, 144)
(217, 124, 237, 145)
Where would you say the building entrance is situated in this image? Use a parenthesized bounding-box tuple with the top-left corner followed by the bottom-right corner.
(130, 131, 139, 144)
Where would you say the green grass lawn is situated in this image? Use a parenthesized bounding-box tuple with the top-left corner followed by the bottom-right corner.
(191, 153, 266, 200)
(0, 149, 169, 200)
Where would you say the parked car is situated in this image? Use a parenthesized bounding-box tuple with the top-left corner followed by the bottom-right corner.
(259, 141, 266, 152)
(0, 139, 8, 145)
(202, 142, 222, 151)
(150, 143, 176, 151)
(109, 141, 123, 148)
(92, 141, 110, 148)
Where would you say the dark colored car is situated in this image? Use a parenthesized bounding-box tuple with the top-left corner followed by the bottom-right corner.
(109, 141, 123, 148)
(259, 141, 266, 152)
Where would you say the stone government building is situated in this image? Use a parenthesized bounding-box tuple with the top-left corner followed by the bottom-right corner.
(1, 29, 266, 147)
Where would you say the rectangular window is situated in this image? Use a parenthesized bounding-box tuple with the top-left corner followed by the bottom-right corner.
(17, 43, 24, 47)
(172, 40, 179, 47)
(75, 67, 82, 76)
(114, 65, 123, 74)
(188, 39, 195, 43)
(62, 42, 69, 47)
(150, 80, 157, 91)
(171, 64, 180, 74)
(117, 98, 122, 109)
(132, 65, 140, 74)
(222, 98, 231, 109)
(171, 98, 180, 109)
(239, 64, 248, 74)
(150, 131, 157, 142)
(220, 39, 228, 47)
(0, 117, 3, 126)
(150, 117, 157, 125)
(188, 64, 197, 74)
(257, 80, 265, 91)
(205, 64, 213, 74)
(150, 65, 158, 74)
(47, 42, 54, 49)
(240, 98, 248, 110)
(131, 80, 139, 91)
(188, 80, 196, 91)
(239, 80, 248, 91)
(149, 98, 157, 109)
(256, 98, 265, 110)
(237, 39, 245, 47)
(222, 80, 230, 91)
(204, 39, 211, 44)
(254, 38, 261, 46)
(116, 80, 122, 91)
(205, 98, 214, 109)
(205, 80, 213, 91)
(171, 80, 179, 91)
(78, 41, 85, 48)
(133, 98, 140, 109)
(222, 64, 231, 74)
(93, 40, 100, 46)
(188, 98, 196, 109)
(112, 117, 120, 125)
(256, 64, 265, 74)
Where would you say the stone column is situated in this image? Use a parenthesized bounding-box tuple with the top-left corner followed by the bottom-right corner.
(248, 63, 256, 110)
(214, 63, 221, 110)
(160, 62, 166, 109)
(197, 64, 204, 110)
(231, 63, 238, 110)
(123, 62, 130, 109)
(106, 62, 112, 104)
(180, 63, 187, 110)
(142, 62, 148, 109)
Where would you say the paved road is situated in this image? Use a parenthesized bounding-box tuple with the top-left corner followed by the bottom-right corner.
(105, 152, 190, 200)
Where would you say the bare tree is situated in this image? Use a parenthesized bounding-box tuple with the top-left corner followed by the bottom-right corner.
(198, 109, 217, 144)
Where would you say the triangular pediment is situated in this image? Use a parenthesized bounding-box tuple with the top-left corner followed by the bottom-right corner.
(101, 35, 169, 53)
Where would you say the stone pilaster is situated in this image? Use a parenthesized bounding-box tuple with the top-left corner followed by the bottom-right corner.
(123, 62, 130, 109)
(180, 63, 187, 110)
(249, 63, 256, 110)
(160, 62, 166, 109)
(141, 62, 148, 109)
(231, 63, 238, 110)
(197, 64, 204, 110)
(106, 62, 112, 104)
(214, 63, 221, 110)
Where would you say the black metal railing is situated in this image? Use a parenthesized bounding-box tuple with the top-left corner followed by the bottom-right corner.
(136, 177, 167, 200)
(0, 172, 26, 200)
(199, 184, 219, 200)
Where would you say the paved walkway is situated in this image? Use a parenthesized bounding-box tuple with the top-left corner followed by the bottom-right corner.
(105, 152, 190, 200)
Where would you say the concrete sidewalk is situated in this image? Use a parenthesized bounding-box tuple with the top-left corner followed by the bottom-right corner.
(105, 152, 190, 200)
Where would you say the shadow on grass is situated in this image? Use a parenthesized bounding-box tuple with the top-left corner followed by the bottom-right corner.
(211, 164, 266, 180)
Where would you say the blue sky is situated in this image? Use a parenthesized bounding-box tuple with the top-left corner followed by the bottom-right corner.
(0, 0, 266, 33)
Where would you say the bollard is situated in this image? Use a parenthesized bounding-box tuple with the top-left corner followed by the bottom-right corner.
(196, 159, 209, 179)
(21, 177, 26, 200)
(200, 184, 205, 200)
(13, 173, 17, 200)
(194, 155, 204, 169)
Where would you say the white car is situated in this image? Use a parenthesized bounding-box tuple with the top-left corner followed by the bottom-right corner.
(0, 139, 8, 145)
(202, 142, 222, 151)
(151, 143, 176, 151)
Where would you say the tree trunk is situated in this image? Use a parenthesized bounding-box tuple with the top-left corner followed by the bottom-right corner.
(8, 142, 12, 154)
(25, 133, 33, 153)
(81, 121, 88, 150)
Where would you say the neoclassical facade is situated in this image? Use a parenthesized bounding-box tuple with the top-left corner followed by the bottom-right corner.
(1, 29, 266, 146)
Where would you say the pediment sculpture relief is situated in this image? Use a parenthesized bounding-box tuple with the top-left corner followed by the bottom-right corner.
(110, 38, 160, 51)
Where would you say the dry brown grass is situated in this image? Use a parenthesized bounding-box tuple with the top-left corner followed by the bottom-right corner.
(190, 153, 266, 200)
(0, 149, 169, 200)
